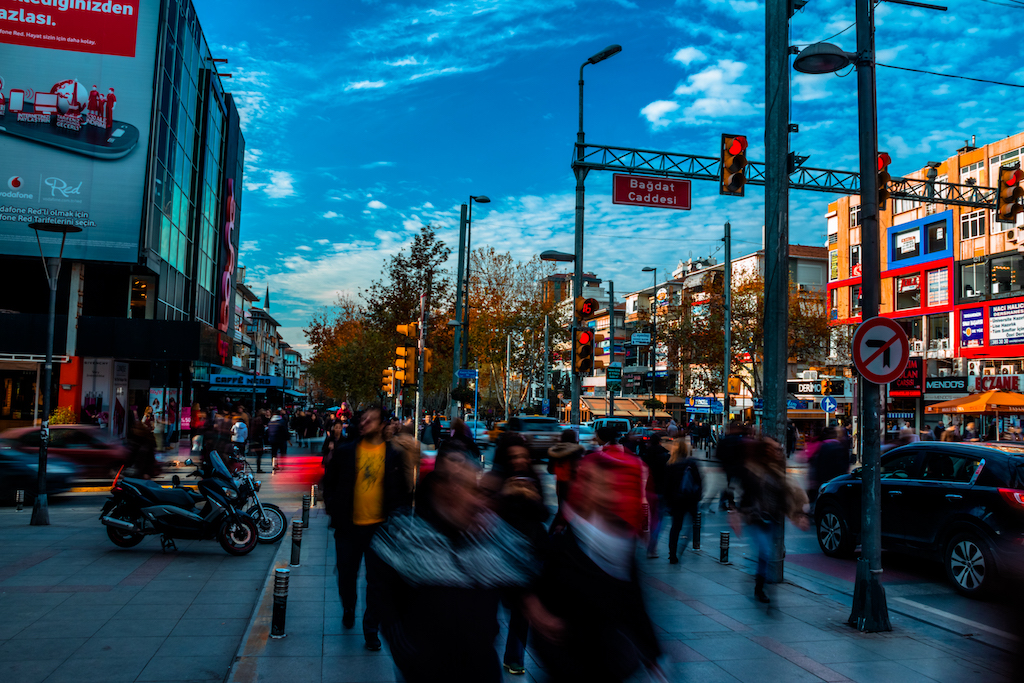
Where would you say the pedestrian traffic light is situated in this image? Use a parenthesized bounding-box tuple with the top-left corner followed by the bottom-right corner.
(422, 348, 433, 373)
(996, 164, 1024, 224)
(719, 134, 748, 196)
(381, 368, 395, 396)
(573, 329, 594, 374)
(877, 152, 892, 210)
(574, 297, 599, 318)
(396, 323, 418, 339)
(728, 376, 741, 394)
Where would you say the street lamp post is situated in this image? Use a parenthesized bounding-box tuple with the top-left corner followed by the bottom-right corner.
(28, 222, 82, 526)
(572, 44, 622, 426)
(460, 195, 490, 392)
(642, 267, 657, 411)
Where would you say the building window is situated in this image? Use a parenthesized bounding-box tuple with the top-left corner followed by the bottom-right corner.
(961, 262, 984, 298)
(928, 313, 950, 350)
(961, 210, 986, 239)
(893, 198, 918, 215)
(990, 253, 1024, 295)
(897, 316, 923, 346)
(896, 275, 921, 311)
(830, 287, 838, 310)
(851, 285, 862, 316)
(829, 250, 839, 281)
(849, 204, 861, 228)
(926, 268, 948, 307)
(892, 227, 921, 262)
(926, 220, 947, 253)
(850, 244, 861, 276)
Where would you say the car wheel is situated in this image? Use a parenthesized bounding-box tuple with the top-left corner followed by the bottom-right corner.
(944, 531, 995, 598)
(816, 506, 855, 558)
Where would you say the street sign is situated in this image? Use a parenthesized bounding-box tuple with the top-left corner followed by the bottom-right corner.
(852, 317, 910, 385)
(821, 396, 837, 413)
(630, 332, 651, 346)
(542, 398, 550, 415)
(456, 368, 478, 379)
(612, 174, 691, 210)
(606, 366, 622, 380)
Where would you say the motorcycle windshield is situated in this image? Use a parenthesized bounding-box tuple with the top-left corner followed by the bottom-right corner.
(207, 451, 234, 482)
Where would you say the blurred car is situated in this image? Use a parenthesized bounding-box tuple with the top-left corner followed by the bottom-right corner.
(464, 420, 489, 444)
(507, 416, 562, 460)
(0, 438, 76, 504)
(591, 417, 631, 436)
(626, 427, 669, 452)
(0, 425, 130, 479)
(488, 421, 508, 443)
(814, 441, 1024, 598)
(566, 424, 599, 449)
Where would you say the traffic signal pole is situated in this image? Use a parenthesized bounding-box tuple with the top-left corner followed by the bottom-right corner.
(450, 204, 468, 420)
(763, 0, 791, 583)
(849, 0, 891, 632)
(571, 61, 588, 427)
(608, 280, 615, 419)
(722, 222, 731, 429)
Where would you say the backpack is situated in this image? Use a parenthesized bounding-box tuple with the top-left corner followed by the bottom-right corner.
(679, 462, 701, 499)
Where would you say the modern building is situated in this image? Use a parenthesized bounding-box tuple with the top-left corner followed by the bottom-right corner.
(0, 0, 245, 435)
(825, 131, 1024, 432)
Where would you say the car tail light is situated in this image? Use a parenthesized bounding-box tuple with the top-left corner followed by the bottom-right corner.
(999, 488, 1024, 509)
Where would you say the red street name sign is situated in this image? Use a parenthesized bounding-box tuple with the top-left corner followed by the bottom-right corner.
(612, 174, 691, 210)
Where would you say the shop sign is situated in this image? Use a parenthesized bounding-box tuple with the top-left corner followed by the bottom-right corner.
(989, 301, 1024, 346)
(924, 376, 967, 394)
(897, 275, 920, 294)
(211, 374, 284, 388)
(970, 374, 1022, 393)
(898, 232, 919, 253)
(786, 379, 846, 396)
(889, 357, 923, 397)
(686, 397, 723, 414)
(829, 250, 839, 281)
(960, 307, 984, 348)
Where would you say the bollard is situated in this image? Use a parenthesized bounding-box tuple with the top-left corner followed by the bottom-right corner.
(720, 531, 730, 564)
(15, 489, 24, 512)
(301, 494, 311, 528)
(692, 511, 701, 550)
(310, 484, 317, 508)
(289, 519, 303, 567)
(270, 568, 289, 639)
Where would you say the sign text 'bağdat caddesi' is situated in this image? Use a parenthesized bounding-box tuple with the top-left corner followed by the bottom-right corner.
(612, 174, 691, 210)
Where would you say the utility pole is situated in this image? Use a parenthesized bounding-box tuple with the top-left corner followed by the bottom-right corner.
(608, 280, 615, 419)
(415, 288, 428, 440)
(849, 0, 891, 632)
(450, 204, 468, 420)
(722, 223, 731, 431)
(505, 334, 512, 421)
(763, 0, 792, 584)
(543, 315, 550, 417)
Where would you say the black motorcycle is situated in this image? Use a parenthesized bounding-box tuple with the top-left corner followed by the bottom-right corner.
(99, 451, 258, 555)
(225, 447, 287, 544)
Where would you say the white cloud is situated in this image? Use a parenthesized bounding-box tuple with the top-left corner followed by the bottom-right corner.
(361, 161, 395, 168)
(322, 211, 341, 219)
(367, 200, 387, 209)
(385, 56, 422, 66)
(265, 171, 296, 199)
(345, 80, 387, 91)
(315, 239, 331, 245)
(671, 47, 706, 66)
(640, 100, 681, 129)
(672, 60, 758, 124)
(240, 240, 260, 255)
(296, 245, 312, 251)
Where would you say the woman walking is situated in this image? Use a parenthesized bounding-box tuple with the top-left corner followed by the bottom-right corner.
(664, 438, 702, 564)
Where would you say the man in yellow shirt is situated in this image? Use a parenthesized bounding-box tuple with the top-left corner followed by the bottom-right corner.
(322, 406, 411, 651)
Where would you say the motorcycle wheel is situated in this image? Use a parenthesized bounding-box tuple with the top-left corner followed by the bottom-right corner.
(246, 503, 287, 544)
(218, 515, 259, 556)
(105, 504, 145, 548)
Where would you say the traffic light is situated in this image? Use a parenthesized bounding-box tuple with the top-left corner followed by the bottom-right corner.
(592, 332, 607, 369)
(395, 346, 416, 383)
(574, 297, 599, 319)
(728, 376, 741, 394)
(423, 348, 433, 373)
(573, 329, 594, 374)
(396, 323, 418, 339)
(719, 134, 748, 196)
(877, 152, 892, 210)
(996, 164, 1024, 224)
(381, 368, 395, 396)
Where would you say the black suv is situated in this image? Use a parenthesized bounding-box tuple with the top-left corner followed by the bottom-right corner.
(506, 416, 562, 461)
(814, 441, 1024, 597)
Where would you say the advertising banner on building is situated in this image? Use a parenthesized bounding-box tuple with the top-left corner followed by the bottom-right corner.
(889, 357, 923, 397)
(0, 0, 158, 262)
(927, 268, 948, 307)
(989, 301, 1024, 346)
(960, 307, 984, 348)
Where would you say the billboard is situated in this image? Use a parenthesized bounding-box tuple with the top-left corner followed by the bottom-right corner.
(960, 307, 984, 348)
(989, 301, 1024, 346)
(0, 0, 158, 262)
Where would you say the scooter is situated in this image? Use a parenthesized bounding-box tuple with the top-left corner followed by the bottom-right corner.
(99, 451, 258, 555)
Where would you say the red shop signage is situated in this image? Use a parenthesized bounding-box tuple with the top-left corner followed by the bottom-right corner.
(889, 357, 923, 397)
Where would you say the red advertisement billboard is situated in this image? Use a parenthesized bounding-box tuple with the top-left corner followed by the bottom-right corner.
(0, 1, 141, 57)
(612, 174, 691, 210)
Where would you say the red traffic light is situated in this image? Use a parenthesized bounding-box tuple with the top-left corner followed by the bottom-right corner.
(728, 137, 747, 156)
(577, 330, 592, 344)
(877, 152, 891, 171)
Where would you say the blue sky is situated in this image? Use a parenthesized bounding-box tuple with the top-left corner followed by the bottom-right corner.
(193, 0, 1024, 352)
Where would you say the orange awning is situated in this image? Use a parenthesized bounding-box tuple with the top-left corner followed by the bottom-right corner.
(924, 390, 1024, 414)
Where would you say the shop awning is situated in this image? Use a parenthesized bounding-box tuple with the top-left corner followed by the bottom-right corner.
(282, 389, 304, 398)
(924, 390, 1024, 415)
(788, 409, 827, 419)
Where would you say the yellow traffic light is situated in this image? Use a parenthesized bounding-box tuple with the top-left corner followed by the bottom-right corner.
(423, 348, 433, 373)
(720, 134, 748, 197)
(381, 368, 395, 396)
(397, 323, 418, 338)
(728, 376, 741, 394)
(395, 360, 415, 384)
(996, 164, 1024, 224)
(396, 346, 415, 360)
(877, 152, 892, 211)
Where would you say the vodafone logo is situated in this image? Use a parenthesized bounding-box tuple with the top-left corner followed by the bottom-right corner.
(0, 176, 33, 199)
(7, 176, 23, 190)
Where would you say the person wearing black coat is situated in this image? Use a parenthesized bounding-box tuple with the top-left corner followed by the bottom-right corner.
(321, 406, 412, 651)
(641, 436, 671, 559)
(266, 411, 290, 471)
(663, 438, 703, 564)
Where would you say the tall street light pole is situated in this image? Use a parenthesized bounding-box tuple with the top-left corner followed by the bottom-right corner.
(451, 204, 469, 420)
(28, 222, 82, 526)
(461, 195, 490, 384)
(572, 44, 621, 426)
(642, 266, 657, 410)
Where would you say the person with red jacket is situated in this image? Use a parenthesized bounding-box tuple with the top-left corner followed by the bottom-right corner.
(566, 427, 646, 536)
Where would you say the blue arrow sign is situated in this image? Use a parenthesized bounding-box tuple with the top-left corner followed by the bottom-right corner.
(456, 369, 478, 379)
(821, 396, 837, 413)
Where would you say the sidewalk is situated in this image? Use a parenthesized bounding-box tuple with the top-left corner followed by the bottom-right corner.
(0, 470, 294, 683)
(228, 507, 1017, 683)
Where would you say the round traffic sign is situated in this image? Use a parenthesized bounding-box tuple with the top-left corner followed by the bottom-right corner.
(821, 396, 837, 413)
(852, 317, 910, 385)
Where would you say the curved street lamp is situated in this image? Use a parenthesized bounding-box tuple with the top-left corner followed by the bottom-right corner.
(792, 42, 853, 74)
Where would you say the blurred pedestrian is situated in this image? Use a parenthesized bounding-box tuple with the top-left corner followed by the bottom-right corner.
(786, 420, 797, 459)
(230, 415, 248, 458)
(267, 410, 289, 471)
(588, 427, 645, 536)
(321, 420, 345, 470)
(250, 409, 267, 473)
(322, 406, 411, 652)
(386, 420, 420, 497)
(664, 437, 702, 564)
(368, 452, 537, 682)
(430, 413, 443, 448)
(806, 426, 849, 507)
(715, 421, 749, 510)
(547, 429, 585, 509)
(446, 417, 481, 461)
(642, 434, 672, 559)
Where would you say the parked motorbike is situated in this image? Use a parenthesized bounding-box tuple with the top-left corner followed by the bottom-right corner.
(225, 446, 287, 544)
(99, 451, 258, 555)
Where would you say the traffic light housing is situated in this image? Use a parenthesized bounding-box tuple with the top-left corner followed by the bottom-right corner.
(877, 152, 892, 211)
(396, 323, 418, 339)
(719, 134, 748, 196)
(395, 346, 416, 383)
(592, 332, 607, 369)
(381, 368, 395, 396)
(573, 329, 594, 374)
(996, 164, 1024, 224)
(423, 348, 433, 373)
(574, 297, 599, 319)
(728, 376, 741, 394)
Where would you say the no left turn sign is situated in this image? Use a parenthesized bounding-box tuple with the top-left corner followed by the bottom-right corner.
(852, 317, 910, 385)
